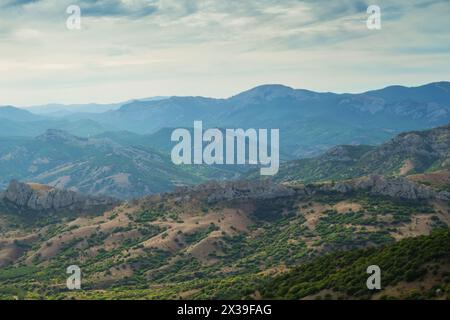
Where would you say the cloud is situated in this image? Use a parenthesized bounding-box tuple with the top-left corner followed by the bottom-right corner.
(0, 0, 448, 105)
(78, 0, 159, 18)
(2, 0, 41, 7)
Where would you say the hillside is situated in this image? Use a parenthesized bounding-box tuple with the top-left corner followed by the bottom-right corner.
(261, 124, 450, 184)
(0, 176, 448, 299)
(0, 130, 238, 199)
(0, 180, 119, 227)
(258, 229, 450, 300)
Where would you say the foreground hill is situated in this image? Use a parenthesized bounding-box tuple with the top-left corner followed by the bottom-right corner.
(0, 175, 448, 299)
(261, 124, 450, 183)
(0, 180, 119, 267)
(259, 228, 450, 300)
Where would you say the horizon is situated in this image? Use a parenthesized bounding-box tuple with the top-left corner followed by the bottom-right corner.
(5, 80, 450, 108)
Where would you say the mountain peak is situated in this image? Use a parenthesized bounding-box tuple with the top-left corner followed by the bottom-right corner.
(230, 84, 295, 101)
(364, 81, 450, 105)
(0, 105, 41, 122)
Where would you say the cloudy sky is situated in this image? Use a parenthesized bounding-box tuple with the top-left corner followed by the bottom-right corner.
(0, 0, 449, 106)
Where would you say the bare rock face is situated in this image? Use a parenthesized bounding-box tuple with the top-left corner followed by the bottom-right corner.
(172, 180, 296, 204)
(322, 175, 450, 200)
(0, 180, 119, 212)
(144, 174, 449, 209)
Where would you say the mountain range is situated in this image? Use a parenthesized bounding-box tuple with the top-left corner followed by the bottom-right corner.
(2, 81, 450, 160)
(1, 119, 450, 200)
(0, 81, 450, 198)
(0, 159, 449, 299)
(0, 129, 242, 199)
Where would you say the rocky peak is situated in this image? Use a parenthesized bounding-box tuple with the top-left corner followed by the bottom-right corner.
(322, 175, 450, 201)
(321, 145, 366, 162)
(229, 84, 308, 106)
(36, 129, 88, 145)
(171, 180, 296, 204)
(0, 180, 119, 212)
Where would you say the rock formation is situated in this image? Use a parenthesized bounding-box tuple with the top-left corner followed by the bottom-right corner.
(0, 180, 119, 213)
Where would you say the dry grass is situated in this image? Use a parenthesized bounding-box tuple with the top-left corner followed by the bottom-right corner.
(407, 169, 450, 189)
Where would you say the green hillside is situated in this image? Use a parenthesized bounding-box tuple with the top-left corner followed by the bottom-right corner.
(259, 228, 450, 300)
(254, 124, 450, 184)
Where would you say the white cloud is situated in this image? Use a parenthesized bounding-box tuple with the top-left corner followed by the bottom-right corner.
(0, 0, 449, 105)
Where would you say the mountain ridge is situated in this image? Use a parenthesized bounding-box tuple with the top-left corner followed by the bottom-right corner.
(2, 81, 450, 160)
(0, 180, 119, 214)
(260, 123, 450, 184)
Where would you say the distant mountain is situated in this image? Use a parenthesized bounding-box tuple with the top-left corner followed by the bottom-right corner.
(3, 82, 450, 158)
(0, 117, 112, 138)
(23, 96, 168, 116)
(259, 123, 450, 183)
(0, 129, 238, 199)
(364, 81, 450, 105)
(58, 81, 450, 159)
(24, 103, 123, 117)
(0, 106, 45, 122)
(0, 106, 112, 137)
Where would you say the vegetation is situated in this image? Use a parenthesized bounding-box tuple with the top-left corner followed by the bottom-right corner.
(259, 228, 450, 300)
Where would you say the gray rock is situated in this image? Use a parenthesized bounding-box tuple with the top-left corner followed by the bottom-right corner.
(321, 175, 449, 200)
(0, 180, 119, 212)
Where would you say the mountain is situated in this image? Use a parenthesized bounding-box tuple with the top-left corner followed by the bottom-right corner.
(3, 82, 450, 159)
(23, 97, 168, 116)
(260, 123, 450, 183)
(57, 81, 450, 159)
(0, 129, 239, 199)
(365, 81, 450, 106)
(24, 103, 123, 117)
(0, 106, 45, 122)
(0, 106, 112, 137)
(0, 175, 448, 299)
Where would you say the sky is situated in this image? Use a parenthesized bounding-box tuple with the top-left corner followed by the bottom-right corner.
(0, 0, 449, 106)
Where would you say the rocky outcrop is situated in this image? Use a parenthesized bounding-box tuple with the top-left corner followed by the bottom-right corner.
(320, 175, 450, 200)
(0, 180, 119, 212)
(146, 174, 449, 207)
(172, 180, 296, 204)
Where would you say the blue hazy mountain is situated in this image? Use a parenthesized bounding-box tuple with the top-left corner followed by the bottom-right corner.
(0, 111, 111, 138)
(3, 81, 450, 158)
(23, 96, 168, 117)
(54, 81, 450, 158)
(0, 105, 46, 122)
